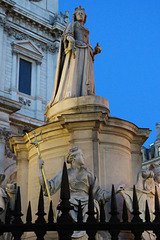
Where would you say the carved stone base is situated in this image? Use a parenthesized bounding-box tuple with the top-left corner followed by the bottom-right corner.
(45, 96, 110, 123)
(10, 103, 150, 228)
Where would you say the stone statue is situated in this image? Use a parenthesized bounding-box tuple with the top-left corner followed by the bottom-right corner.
(118, 165, 160, 240)
(39, 146, 120, 239)
(48, 6, 101, 107)
(0, 174, 16, 240)
(0, 174, 7, 217)
(0, 176, 16, 222)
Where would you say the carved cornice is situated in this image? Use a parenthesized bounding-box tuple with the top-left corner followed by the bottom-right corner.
(0, 96, 22, 114)
(0, 0, 67, 36)
(0, 17, 60, 53)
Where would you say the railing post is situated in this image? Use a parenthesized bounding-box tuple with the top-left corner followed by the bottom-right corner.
(26, 201, 32, 224)
(48, 200, 54, 224)
(57, 162, 74, 240)
(86, 185, 97, 240)
(12, 186, 24, 240)
(35, 186, 46, 240)
(153, 186, 160, 238)
(109, 185, 120, 240)
(131, 185, 143, 240)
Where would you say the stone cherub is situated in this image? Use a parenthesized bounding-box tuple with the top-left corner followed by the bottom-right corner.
(48, 6, 101, 107)
(118, 164, 160, 240)
(39, 146, 121, 239)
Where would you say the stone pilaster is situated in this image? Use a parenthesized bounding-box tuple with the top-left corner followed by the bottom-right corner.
(59, 112, 107, 175)
(0, 127, 12, 173)
(10, 136, 28, 220)
(0, 23, 4, 94)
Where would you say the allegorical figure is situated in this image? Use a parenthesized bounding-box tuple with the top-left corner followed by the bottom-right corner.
(118, 165, 160, 240)
(48, 6, 101, 107)
(39, 146, 120, 239)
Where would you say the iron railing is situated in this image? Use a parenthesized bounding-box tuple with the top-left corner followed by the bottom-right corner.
(1, 162, 160, 240)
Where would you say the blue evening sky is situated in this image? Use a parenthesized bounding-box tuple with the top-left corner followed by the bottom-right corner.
(59, 1, 160, 148)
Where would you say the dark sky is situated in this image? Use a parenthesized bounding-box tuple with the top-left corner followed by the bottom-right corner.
(59, 1, 160, 148)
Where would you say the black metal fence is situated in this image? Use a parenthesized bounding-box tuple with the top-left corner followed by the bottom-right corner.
(1, 163, 160, 240)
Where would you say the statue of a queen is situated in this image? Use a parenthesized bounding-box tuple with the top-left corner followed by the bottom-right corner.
(48, 6, 101, 107)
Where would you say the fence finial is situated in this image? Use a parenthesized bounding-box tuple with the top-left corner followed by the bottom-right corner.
(35, 186, 46, 224)
(48, 200, 54, 224)
(145, 200, 150, 223)
(100, 200, 106, 223)
(26, 201, 32, 224)
(77, 200, 83, 223)
(109, 185, 119, 223)
(57, 162, 73, 240)
(122, 200, 128, 223)
(132, 185, 142, 222)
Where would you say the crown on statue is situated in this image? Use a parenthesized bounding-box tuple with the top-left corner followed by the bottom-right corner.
(75, 6, 85, 12)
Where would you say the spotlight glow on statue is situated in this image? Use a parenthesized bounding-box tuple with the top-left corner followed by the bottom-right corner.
(39, 146, 116, 239)
(49, 6, 101, 107)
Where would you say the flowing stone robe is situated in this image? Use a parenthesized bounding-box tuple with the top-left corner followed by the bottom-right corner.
(120, 170, 158, 240)
(45, 167, 111, 239)
(49, 21, 95, 107)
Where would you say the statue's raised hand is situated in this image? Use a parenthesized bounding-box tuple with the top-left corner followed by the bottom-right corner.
(116, 184, 126, 193)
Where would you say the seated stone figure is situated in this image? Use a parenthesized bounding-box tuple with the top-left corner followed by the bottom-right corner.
(39, 146, 118, 239)
(118, 165, 160, 240)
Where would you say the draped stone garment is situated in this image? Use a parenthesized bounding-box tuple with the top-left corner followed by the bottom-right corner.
(49, 21, 95, 107)
(46, 167, 111, 239)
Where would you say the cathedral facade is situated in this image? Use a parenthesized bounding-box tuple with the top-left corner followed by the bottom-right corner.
(0, 0, 68, 186)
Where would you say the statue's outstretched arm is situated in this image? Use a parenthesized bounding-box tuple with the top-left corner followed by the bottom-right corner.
(93, 177, 125, 203)
(92, 176, 111, 203)
(38, 157, 62, 197)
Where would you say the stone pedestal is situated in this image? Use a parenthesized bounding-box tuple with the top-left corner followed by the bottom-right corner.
(10, 96, 150, 228)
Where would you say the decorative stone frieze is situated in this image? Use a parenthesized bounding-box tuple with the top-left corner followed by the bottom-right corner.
(0, 0, 67, 34)
(0, 127, 15, 158)
(18, 125, 33, 135)
(0, 16, 6, 27)
(18, 97, 31, 107)
(46, 42, 59, 53)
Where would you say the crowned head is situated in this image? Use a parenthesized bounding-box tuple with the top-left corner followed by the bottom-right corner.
(73, 6, 87, 24)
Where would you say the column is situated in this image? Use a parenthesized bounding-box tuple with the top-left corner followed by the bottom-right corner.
(0, 128, 5, 174)
(1, 31, 7, 92)
(0, 25, 4, 94)
(11, 51, 17, 89)
(14, 144, 28, 221)
(156, 123, 160, 140)
(46, 50, 58, 104)
(35, 61, 42, 119)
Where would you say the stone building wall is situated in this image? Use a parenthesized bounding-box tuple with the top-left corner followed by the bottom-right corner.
(0, 0, 68, 186)
(142, 123, 160, 169)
